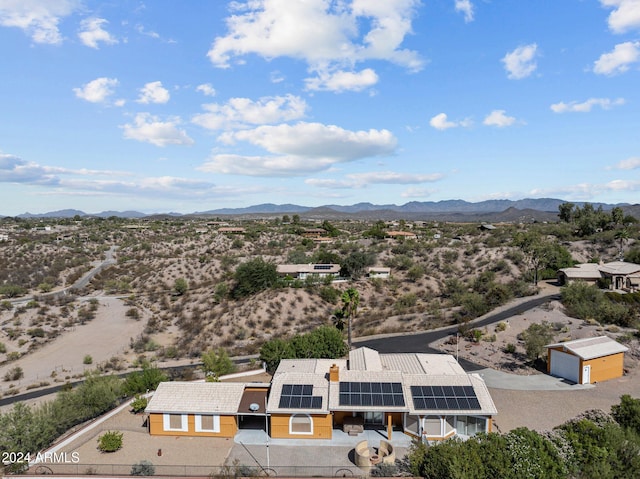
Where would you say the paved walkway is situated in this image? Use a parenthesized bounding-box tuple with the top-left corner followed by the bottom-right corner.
(234, 427, 414, 447)
(475, 368, 594, 391)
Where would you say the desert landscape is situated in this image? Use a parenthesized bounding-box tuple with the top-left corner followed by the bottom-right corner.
(0, 214, 638, 397)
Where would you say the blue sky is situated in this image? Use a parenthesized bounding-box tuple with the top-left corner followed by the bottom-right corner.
(0, 0, 639, 215)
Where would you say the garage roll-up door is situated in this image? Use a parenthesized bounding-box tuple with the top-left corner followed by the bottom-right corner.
(550, 349, 580, 383)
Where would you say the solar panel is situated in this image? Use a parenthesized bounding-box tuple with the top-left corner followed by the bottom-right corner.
(278, 383, 323, 410)
(410, 385, 482, 411)
(338, 382, 405, 407)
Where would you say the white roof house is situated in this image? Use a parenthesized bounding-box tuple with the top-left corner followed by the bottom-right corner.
(145, 381, 246, 415)
(558, 261, 640, 291)
(546, 336, 628, 361)
(267, 347, 497, 440)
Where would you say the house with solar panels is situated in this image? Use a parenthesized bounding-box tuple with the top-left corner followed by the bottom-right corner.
(276, 263, 341, 280)
(267, 347, 497, 441)
(145, 347, 497, 442)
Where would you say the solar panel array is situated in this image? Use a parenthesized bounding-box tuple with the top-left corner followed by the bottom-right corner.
(338, 382, 405, 407)
(278, 384, 323, 409)
(410, 385, 481, 410)
(313, 264, 333, 270)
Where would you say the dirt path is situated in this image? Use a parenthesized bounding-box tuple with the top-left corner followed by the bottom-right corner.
(0, 297, 146, 392)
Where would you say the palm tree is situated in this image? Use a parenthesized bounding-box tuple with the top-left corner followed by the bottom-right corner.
(341, 288, 360, 350)
(615, 228, 630, 261)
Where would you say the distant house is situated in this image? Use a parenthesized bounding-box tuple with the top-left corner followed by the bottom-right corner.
(218, 227, 245, 234)
(478, 224, 496, 231)
(312, 236, 334, 244)
(546, 336, 628, 384)
(302, 228, 327, 238)
(558, 261, 640, 292)
(276, 263, 341, 280)
(0, 233, 9, 242)
(387, 231, 418, 240)
(368, 267, 391, 279)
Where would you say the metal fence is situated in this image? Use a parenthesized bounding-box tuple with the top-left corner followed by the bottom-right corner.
(24, 463, 365, 477)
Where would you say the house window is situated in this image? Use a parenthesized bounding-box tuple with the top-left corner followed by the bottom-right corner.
(195, 415, 220, 433)
(456, 416, 487, 436)
(423, 416, 442, 436)
(405, 414, 420, 436)
(289, 414, 313, 435)
(163, 414, 188, 432)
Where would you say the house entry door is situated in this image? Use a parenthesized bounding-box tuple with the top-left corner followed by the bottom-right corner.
(364, 412, 384, 424)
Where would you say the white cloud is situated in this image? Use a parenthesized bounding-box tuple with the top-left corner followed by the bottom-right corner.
(306, 171, 443, 189)
(400, 187, 438, 198)
(136, 81, 170, 104)
(550, 97, 625, 113)
(207, 0, 423, 75)
(593, 41, 640, 75)
(348, 171, 443, 185)
(612, 157, 640, 169)
(600, 0, 640, 33)
(196, 83, 216, 97)
(454, 0, 474, 22)
(502, 43, 538, 79)
(73, 77, 119, 104)
(199, 122, 397, 176)
(192, 94, 307, 131)
(483, 110, 516, 127)
(78, 17, 117, 49)
(530, 179, 640, 199)
(121, 113, 194, 147)
(0, 0, 80, 44)
(429, 113, 472, 130)
(305, 68, 379, 92)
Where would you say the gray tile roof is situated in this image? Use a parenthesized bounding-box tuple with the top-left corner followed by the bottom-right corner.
(267, 372, 330, 414)
(145, 381, 246, 415)
(546, 336, 628, 360)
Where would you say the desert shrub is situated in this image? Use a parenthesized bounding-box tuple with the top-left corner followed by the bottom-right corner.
(4, 366, 24, 381)
(519, 322, 554, 361)
(97, 431, 123, 452)
(504, 343, 517, 354)
(562, 282, 634, 327)
(611, 395, 640, 434)
(201, 348, 236, 380)
(131, 460, 155, 476)
(0, 342, 6, 353)
(318, 286, 340, 304)
(130, 396, 148, 414)
(394, 293, 418, 312)
(83, 355, 93, 364)
(259, 326, 347, 373)
(126, 308, 140, 320)
(231, 258, 279, 299)
(123, 365, 167, 396)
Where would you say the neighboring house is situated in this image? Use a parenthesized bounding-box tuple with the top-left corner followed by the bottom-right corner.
(478, 224, 496, 231)
(302, 228, 327, 238)
(0, 233, 9, 242)
(145, 381, 269, 438)
(545, 336, 628, 385)
(218, 227, 245, 234)
(367, 267, 391, 279)
(558, 261, 640, 292)
(276, 264, 341, 280)
(387, 231, 418, 240)
(268, 347, 497, 441)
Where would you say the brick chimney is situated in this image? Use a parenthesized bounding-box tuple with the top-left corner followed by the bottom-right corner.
(329, 364, 339, 382)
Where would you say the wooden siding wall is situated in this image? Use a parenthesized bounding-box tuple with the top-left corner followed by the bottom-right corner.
(270, 413, 333, 439)
(582, 352, 625, 383)
(148, 413, 237, 438)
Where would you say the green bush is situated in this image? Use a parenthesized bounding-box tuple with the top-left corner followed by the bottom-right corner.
(131, 460, 155, 476)
(97, 431, 123, 452)
(130, 396, 148, 414)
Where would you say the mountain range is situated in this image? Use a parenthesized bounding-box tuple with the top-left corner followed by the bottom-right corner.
(4, 198, 637, 222)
